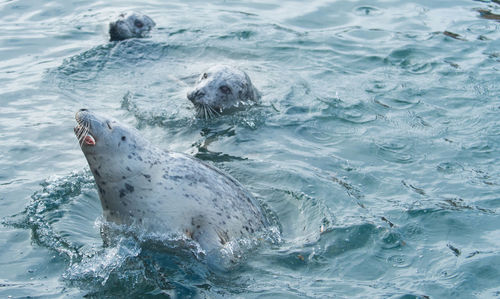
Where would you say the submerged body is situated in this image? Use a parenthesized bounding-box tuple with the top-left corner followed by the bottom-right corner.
(74, 109, 268, 260)
(109, 12, 155, 41)
(187, 65, 260, 118)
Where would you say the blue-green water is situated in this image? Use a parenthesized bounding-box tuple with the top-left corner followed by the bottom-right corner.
(1, 0, 500, 297)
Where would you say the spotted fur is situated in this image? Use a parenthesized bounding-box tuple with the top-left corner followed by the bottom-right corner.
(187, 65, 260, 118)
(74, 109, 268, 258)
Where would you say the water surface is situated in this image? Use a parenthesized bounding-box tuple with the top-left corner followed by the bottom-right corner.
(1, 0, 500, 297)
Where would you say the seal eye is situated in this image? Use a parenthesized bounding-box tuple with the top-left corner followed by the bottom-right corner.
(134, 20, 144, 28)
(122, 136, 126, 141)
(202, 73, 208, 79)
(219, 85, 231, 95)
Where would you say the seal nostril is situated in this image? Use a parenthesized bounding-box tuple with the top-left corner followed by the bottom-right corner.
(188, 90, 205, 102)
(79, 108, 88, 112)
(195, 91, 205, 98)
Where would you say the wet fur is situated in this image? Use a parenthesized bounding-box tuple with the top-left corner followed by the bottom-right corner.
(74, 110, 268, 265)
(109, 12, 155, 41)
(187, 65, 260, 118)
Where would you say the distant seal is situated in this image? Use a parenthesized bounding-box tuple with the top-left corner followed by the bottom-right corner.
(74, 109, 268, 265)
(187, 65, 260, 118)
(109, 12, 156, 41)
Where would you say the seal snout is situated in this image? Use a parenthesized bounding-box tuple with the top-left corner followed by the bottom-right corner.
(109, 22, 121, 41)
(187, 89, 206, 104)
(75, 108, 89, 121)
(74, 109, 96, 147)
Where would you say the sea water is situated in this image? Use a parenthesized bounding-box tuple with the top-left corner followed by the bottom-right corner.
(1, 0, 500, 297)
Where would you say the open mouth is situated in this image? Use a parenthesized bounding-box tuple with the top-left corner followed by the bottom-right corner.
(74, 123, 96, 146)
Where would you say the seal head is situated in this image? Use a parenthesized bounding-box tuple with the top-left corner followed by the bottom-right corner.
(109, 12, 156, 41)
(187, 65, 260, 118)
(74, 109, 268, 264)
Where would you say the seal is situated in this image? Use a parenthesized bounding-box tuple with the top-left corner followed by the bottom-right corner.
(74, 109, 268, 265)
(109, 12, 156, 41)
(187, 65, 260, 118)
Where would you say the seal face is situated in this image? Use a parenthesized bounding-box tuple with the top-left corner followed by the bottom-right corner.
(109, 12, 156, 41)
(187, 65, 260, 118)
(74, 109, 268, 259)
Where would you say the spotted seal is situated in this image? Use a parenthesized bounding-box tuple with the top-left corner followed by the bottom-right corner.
(187, 65, 260, 118)
(74, 109, 268, 265)
(109, 12, 156, 41)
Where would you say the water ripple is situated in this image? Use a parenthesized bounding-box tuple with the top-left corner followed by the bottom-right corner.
(2, 0, 500, 297)
(374, 138, 416, 164)
(353, 6, 383, 17)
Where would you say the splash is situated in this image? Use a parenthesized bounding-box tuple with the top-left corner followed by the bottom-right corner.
(3, 170, 280, 295)
(3, 170, 97, 262)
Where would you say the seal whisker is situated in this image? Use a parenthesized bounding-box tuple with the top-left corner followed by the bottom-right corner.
(78, 120, 90, 147)
(207, 105, 220, 118)
(194, 104, 203, 119)
(83, 126, 90, 146)
(195, 105, 202, 118)
(206, 105, 213, 119)
(209, 106, 217, 119)
(78, 126, 87, 146)
(194, 103, 220, 120)
(76, 125, 82, 139)
(203, 105, 209, 120)
(76, 124, 85, 144)
(205, 104, 213, 119)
